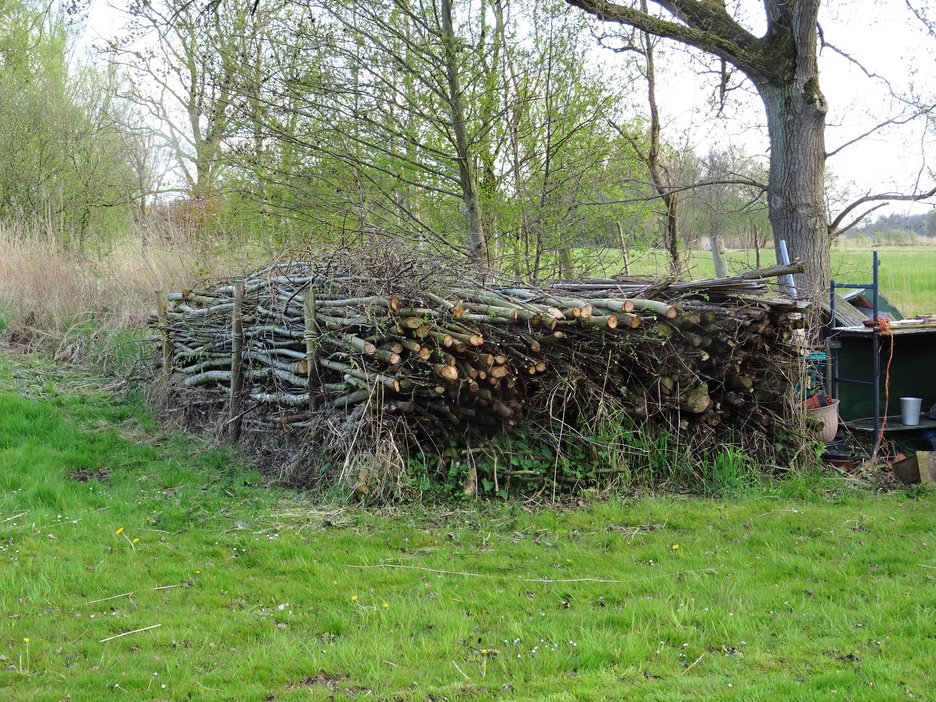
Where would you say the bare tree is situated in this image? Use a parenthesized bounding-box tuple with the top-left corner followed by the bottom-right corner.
(564, 0, 936, 295)
(109, 0, 269, 199)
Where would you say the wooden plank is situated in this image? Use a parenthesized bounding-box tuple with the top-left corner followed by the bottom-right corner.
(711, 236, 728, 278)
(156, 291, 172, 377)
(917, 451, 936, 484)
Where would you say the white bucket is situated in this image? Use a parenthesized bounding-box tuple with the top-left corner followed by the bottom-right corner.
(901, 397, 923, 426)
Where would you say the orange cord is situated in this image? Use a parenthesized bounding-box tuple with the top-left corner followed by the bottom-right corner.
(874, 316, 894, 458)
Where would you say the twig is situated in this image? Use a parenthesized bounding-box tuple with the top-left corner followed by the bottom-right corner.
(453, 660, 470, 681)
(0, 511, 28, 525)
(99, 624, 162, 643)
(920, 564, 936, 570)
(681, 653, 704, 675)
(82, 584, 184, 606)
(121, 532, 137, 553)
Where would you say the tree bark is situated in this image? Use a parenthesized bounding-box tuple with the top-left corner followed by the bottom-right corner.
(440, 0, 488, 262)
(754, 0, 828, 297)
(758, 82, 828, 296)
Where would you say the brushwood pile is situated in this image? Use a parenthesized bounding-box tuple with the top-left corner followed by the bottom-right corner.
(153, 252, 810, 497)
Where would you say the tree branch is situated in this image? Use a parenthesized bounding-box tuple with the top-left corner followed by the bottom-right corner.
(564, 0, 768, 79)
(826, 106, 935, 159)
(829, 186, 936, 236)
(833, 203, 888, 237)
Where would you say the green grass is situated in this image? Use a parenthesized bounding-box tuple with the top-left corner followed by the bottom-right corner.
(1, 353, 936, 700)
(581, 245, 936, 317)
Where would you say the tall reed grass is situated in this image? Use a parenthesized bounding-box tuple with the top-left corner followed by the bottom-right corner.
(0, 222, 232, 369)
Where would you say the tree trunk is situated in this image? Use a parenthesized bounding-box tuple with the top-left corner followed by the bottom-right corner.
(756, 0, 828, 298)
(440, 0, 487, 263)
(758, 80, 828, 298)
(639, 2, 680, 277)
(664, 195, 679, 276)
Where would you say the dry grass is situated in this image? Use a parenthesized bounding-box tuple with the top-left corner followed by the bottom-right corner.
(0, 222, 237, 367)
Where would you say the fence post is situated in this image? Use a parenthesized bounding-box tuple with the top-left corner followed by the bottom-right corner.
(303, 287, 322, 412)
(711, 235, 728, 278)
(156, 290, 172, 378)
(227, 278, 245, 442)
(615, 221, 630, 275)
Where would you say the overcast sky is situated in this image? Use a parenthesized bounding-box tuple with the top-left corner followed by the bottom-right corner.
(83, 0, 936, 220)
(629, 0, 936, 218)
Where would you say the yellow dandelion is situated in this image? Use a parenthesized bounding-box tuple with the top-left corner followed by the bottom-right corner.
(115, 527, 124, 535)
(23, 638, 29, 644)
(382, 602, 389, 609)
(132, 538, 140, 543)
(351, 595, 358, 602)
(481, 649, 488, 655)
(671, 544, 679, 550)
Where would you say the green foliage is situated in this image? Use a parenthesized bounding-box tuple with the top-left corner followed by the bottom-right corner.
(425, 412, 770, 498)
(0, 4, 134, 244)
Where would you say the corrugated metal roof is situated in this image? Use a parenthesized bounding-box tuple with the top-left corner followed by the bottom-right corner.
(823, 294, 869, 327)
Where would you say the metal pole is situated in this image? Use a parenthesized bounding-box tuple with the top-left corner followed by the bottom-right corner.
(828, 280, 836, 400)
(872, 251, 881, 454)
(777, 240, 797, 297)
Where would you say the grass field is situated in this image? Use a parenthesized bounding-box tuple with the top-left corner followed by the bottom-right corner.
(580, 246, 936, 317)
(1, 354, 935, 701)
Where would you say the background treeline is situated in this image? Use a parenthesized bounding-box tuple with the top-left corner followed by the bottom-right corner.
(2, 0, 924, 274)
(0, 1, 134, 247)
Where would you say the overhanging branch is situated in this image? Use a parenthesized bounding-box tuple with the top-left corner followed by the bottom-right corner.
(830, 186, 936, 236)
(564, 0, 768, 79)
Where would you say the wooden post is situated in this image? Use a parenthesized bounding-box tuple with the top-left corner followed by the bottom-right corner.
(303, 287, 322, 411)
(752, 222, 761, 269)
(615, 221, 630, 275)
(227, 278, 245, 442)
(156, 290, 172, 378)
(711, 235, 728, 278)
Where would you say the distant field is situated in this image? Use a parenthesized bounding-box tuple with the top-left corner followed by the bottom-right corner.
(579, 246, 936, 317)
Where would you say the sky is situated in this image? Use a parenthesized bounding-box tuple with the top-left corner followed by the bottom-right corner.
(634, 0, 936, 218)
(82, 0, 936, 221)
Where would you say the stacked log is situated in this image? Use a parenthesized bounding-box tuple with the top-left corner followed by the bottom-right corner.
(154, 254, 808, 485)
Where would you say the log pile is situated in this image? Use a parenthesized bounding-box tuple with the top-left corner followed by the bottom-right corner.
(153, 252, 809, 492)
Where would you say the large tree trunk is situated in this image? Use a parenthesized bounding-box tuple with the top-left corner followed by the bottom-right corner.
(757, 81, 828, 298)
(563, 0, 831, 297)
(757, 0, 828, 298)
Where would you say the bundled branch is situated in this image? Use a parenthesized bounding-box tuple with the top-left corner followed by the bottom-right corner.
(153, 251, 809, 494)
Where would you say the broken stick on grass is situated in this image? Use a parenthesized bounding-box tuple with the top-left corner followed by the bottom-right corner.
(99, 624, 162, 643)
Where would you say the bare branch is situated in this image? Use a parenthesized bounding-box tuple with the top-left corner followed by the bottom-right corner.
(564, 0, 767, 79)
(830, 186, 936, 236)
(833, 203, 888, 237)
(826, 105, 936, 159)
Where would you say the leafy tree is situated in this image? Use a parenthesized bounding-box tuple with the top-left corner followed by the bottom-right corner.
(0, 2, 136, 245)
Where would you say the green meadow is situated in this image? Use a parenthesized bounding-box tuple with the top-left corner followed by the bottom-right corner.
(578, 245, 936, 317)
(1, 355, 935, 701)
